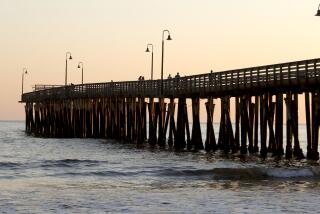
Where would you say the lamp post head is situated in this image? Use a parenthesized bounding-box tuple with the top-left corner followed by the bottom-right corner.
(146, 44, 153, 52)
(78, 62, 83, 68)
(66, 52, 72, 60)
(316, 4, 320, 16)
(162, 30, 172, 41)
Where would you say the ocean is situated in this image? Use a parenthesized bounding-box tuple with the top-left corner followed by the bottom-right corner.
(0, 121, 319, 213)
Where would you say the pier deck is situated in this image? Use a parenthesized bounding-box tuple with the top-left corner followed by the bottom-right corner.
(21, 58, 320, 160)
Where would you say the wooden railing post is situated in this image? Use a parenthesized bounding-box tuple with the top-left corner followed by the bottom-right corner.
(273, 66, 276, 83)
(266, 67, 269, 86)
(288, 64, 291, 84)
(250, 69, 253, 87)
(296, 62, 299, 84)
(280, 66, 283, 85)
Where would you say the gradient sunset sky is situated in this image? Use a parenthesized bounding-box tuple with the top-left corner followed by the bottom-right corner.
(1, 0, 320, 120)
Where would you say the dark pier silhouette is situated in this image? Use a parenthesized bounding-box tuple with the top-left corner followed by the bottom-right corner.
(21, 58, 320, 160)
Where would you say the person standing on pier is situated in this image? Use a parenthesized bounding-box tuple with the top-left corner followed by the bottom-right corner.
(174, 72, 181, 90)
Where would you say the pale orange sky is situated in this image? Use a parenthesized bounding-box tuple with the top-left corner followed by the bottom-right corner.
(1, 0, 320, 121)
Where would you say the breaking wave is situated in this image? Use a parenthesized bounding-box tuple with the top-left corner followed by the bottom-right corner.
(158, 167, 320, 180)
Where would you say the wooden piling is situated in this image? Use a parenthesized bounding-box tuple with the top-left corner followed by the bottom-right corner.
(260, 94, 268, 158)
(311, 92, 320, 160)
(218, 97, 226, 151)
(275, 93, 284, 156)
(175, 97, 186, 150)
(190, 97, 203, 150)
(166, 98, 176, 147)
(267, 96, 276, 154)
(240, 96, 248, 154)
(148, 98, 157, 146)
(292, 94, 304, 159)
(234, 97, 240, 152)
(285, 93, 293, 159)
(184, 102, 191, 150)
(157, 99, 166, 147)
(205, 97, 217, 152)
(253, 96, 259, 152)
(305, 92, 312, 159)
(248, 101, 255, 153)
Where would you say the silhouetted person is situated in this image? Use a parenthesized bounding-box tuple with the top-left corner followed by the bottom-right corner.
(209, 70, 214, 87)
(174, 72, 181, 90)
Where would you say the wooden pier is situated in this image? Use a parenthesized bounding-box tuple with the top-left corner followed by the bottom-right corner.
(21, 58, 320, 160)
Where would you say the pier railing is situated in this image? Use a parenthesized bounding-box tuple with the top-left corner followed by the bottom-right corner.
(32, 84, 64, 91)
(21, 58, 320, 102)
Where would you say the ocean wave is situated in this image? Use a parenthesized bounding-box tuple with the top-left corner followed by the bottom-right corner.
(264, 168, 314, 178)
(158, 168, 216, 177)
(213, 167, 320, 179)
(51, 170, 139, 177)
(0, 162, 22, 168)
(41, 159, 104, 168)
(158, 167, 320, 180)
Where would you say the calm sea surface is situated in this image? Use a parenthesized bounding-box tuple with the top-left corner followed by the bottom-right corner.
(0, 121, 320, 213)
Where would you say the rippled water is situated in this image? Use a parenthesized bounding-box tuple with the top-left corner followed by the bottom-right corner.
(0, 121, 320, 213)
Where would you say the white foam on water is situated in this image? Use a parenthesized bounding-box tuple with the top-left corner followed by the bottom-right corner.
(265, 168, 314, 178)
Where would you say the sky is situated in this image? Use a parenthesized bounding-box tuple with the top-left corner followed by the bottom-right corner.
(1, 0, 320, 121)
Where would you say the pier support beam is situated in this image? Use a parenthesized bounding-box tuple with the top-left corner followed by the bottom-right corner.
(310, 92, 320, 160)
(166, 98, 176, 147)
(260, 94, 268, 158)
(218, 96, 234, 153)
(190, 97, 203, 150)
(267, 95, 276, 154)
(305, 92, 312, 159)
(157, 99, 166, 147)
(234, 97, 240, 153)
(148, 98, 157, 146)
(175, 97, 187, 150)
(253, 96, 259, 152)
(205, 97, 217, 152)
(275, 93, 284, 157)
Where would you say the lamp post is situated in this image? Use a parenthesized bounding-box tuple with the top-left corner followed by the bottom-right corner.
(145, 44, 154, 80)
(77, 62, 84, 84)
(161, 30, 172, 95)
(316, 3, 320, 16)
(313, 5, 320, 160)
(21, 68, 28, 95)
(65, 52, 72, 86)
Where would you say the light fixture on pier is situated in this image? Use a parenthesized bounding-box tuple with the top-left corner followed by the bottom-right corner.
(65, 52, 72, 86)
(160, 29, 172, 95)
(22, 68, 28, 95)
(77, 62, 84, 84)
(316, 3, 320, 16)
(145, 44, 154, 80)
